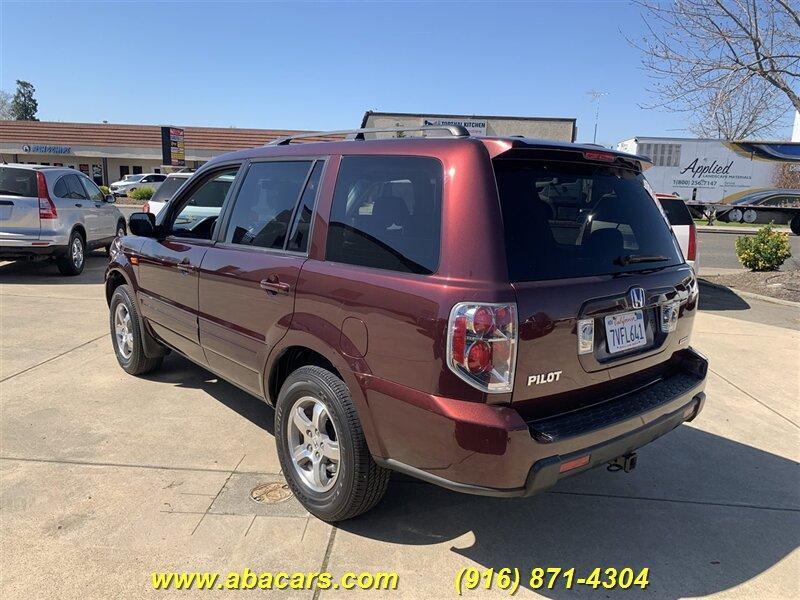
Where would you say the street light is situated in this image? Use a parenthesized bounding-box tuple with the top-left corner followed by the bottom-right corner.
(587, 90, 608, 144)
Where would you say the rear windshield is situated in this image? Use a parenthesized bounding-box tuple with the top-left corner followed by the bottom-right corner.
(150, 176, 188, 203)
(494, 159, 682, 281)
(658, 197, 694, 226)
(0, 167, 38, 197)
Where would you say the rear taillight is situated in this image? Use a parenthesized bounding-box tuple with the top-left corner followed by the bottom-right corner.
(687, 222, 697, 261)
(447, 302, 517, 393)
(36, 172, 58, 220)
(142, 201, 150, 213)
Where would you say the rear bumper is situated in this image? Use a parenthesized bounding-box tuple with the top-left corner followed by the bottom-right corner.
(0, 240, 68, 258)
(370, 348, 708, 497)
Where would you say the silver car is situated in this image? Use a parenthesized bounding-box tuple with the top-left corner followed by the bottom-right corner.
(0, 164, 126, 275)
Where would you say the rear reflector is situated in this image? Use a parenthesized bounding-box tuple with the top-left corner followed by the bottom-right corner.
(559, 454, 591, 473)
(583, 150, 616, 162)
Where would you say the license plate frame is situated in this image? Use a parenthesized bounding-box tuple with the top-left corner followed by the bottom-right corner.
(604, 310, 647, 354)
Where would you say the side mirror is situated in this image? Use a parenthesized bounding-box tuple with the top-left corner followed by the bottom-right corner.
(105, 194, 116, 204)
(128, 212, 158, 237)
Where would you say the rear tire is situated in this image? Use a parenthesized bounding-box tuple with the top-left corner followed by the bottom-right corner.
(275, 366, 390, 521)
(790, 215, 800, 236)
(109, 284, 163, 375)
(56, 230, 85, 276)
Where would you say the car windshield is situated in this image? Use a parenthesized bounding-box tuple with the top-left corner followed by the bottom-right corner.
(494, 158, 683, 281)
(150, 176, 188, 202)
(0, 167, 38, 197)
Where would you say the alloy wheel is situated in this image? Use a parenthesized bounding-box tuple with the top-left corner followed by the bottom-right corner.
(71, 237, 84, 270)
(114, 303, 133, 360)
(286, 396, 340, 493)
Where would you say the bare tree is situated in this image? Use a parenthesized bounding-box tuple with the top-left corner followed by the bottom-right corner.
(0, 90, 12, 120)
(632, 0, 800, 139)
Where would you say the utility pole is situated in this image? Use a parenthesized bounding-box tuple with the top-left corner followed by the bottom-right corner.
(587, 90, 608, 144)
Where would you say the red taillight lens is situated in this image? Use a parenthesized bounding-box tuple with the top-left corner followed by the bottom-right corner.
(583, 150, 615, 162)
(36, 172, 58, 219)
(142, 201, 150, 213)
(447, 302, 517, 393)
(687, 222, 697, 261)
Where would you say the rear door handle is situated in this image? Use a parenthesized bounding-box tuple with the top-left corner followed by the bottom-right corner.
(176, 258, 194, 276)
(75, 203, 83, 207)
(260, 278, 291, 295)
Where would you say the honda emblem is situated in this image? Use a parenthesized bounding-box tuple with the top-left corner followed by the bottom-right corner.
(629, 287, 646, 309)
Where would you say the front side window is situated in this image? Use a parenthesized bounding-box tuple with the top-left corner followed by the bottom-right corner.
(170, 168, 238, 239)
(287, 161, 324, 252)
(80, 176, 104, 201)
(494, 159, 682, 281)
(225, 161, 312, 250)
(326, 156, 442, 274)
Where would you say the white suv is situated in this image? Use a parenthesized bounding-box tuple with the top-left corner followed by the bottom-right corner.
(109, 173, 167, 197)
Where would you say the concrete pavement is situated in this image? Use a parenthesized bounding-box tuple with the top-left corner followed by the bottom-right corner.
(1, 256, 798, 599)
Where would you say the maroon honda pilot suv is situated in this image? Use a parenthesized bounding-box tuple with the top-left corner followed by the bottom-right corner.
(106, 126, 707, 521)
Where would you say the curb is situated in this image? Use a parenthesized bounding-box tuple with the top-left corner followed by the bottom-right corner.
(697, 226, 794, 235)
(698, 279, 800, 308)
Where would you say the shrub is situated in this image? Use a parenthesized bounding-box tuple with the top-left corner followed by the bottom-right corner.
(128, 186, 154, 201)
(735, 224, 792, 271)
(99, 185, 110, 195)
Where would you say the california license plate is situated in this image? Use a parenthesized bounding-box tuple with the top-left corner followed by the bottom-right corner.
(605, 310, 647, 354)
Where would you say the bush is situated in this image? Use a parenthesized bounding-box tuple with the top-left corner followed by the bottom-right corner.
(128, 186, 154, 201)
(99, 185, 110, 195)
(735, 224, 792, 271)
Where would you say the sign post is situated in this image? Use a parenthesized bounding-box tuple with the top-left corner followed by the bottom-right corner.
(161, 126, 186, 168)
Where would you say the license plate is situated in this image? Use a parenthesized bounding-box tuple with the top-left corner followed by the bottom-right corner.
(605, 310, 647, 354)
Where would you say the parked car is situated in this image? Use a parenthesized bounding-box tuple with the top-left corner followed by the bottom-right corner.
(655, 193, 699, 272)
(109, 173, 166, 197)
(142, 171, 193, 216)
(106, 127, 707, 521)
(1, 164, 127, 275)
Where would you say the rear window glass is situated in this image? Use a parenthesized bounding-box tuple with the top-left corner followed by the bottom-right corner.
(326, 156, 442, 275)
(0, 167, 37, 197)
(494, 159, 682, 281)
(151, 176, 188, 203)
(658, 198, 694, 226)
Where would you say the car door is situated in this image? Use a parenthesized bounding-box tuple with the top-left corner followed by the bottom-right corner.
(79, 175, 116, 237)
(198, 159, 324, 395)
(136, 166, 241, 365)
(59, 174, 100, 241)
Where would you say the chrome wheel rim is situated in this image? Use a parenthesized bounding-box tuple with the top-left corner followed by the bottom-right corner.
(287, 396, 340, 493)
(116, 226, 125, 238)
(71, 237, 84, 269)
(114, 303, 133, 360)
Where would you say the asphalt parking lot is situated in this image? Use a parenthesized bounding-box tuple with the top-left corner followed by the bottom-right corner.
(1, 253, 798, 599)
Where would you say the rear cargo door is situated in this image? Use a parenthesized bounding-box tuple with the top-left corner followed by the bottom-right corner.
(0, 167, 40, 241)
(492, 155, 696, 409)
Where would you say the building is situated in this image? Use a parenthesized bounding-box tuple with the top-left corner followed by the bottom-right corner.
(361, 111, 576, 142)
(0, 120, 336, 186)
(617, 136, 800, 203)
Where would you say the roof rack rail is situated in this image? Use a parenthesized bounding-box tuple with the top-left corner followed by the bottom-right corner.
(267, 125, 470, 146)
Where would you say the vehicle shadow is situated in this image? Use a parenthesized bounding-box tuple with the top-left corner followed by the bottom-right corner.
(338, 426, 799, 599)
(698, 281, 750, 311)
(0, 253, 108, 284)
(142, 353, 275, 435)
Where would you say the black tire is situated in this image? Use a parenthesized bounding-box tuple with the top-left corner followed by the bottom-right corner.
(109, 284, 163, 375)
(791, 215, 800, 236)
(275, 366, 390, 521)
(106, 220, 126, 255)
(56, 230, 85, 276)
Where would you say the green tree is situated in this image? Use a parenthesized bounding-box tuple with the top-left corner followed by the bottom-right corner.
(11, 80, 38, 121)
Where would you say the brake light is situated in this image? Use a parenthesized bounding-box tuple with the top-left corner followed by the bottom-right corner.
(583, 150, 616, 162)
(447, 302, 517, 393)
(142, 201, 150, 213)
(36, 171, 58, 219)
(687, 222, 697, 261)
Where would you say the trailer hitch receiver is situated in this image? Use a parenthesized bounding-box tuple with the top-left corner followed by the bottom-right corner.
(608, 452, 637, 473)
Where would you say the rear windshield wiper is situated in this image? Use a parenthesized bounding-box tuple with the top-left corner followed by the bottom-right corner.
(615, 254, 670, 266)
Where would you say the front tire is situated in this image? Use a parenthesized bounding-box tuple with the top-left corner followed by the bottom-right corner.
(790, 215, 800, 236)
(109, 284, 163, 375)
(275, 366, 390, 521)
(56, 230, 85, 275)
(107, 221, 126, 255)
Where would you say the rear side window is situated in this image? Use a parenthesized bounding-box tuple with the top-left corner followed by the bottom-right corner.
(326, 156, 442, 274)
(494, 159, 682, 281)
(0, 167, 38, 197)
(658, 198, 693, 226)
(150, 176, 187, 203)
(226, 161, 312, 250)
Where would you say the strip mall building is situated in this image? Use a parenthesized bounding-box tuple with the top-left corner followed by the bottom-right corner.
(0, 113, 577, 186)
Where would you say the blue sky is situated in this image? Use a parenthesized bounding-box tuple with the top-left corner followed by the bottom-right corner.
(1, 1, 794, 146)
